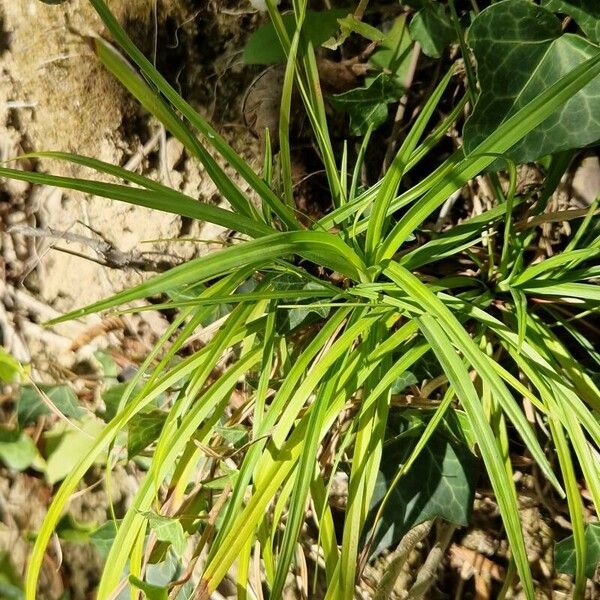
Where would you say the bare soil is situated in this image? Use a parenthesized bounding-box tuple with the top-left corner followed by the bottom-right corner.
(0, 1, 260, 597)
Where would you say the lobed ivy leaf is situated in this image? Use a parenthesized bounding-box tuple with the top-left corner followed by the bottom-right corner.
(409, 2, 456, 58)
(243, 9, 348, 65)
(146, 549, 184, 586)
(143, 512, 186, 557)
(129, 575, 168, 600)
(464, 0, 600, 164)
(543, 0, 600, 44)
(214, 424, 247, 447)
(367, 433, 478, 555)
(367, 16, 413, 85)
(329, 72, 403, 135)
(127, 408, 167, 458)
(272, 279, 332, 333)
(555, 522, 600, 579)
(0, 428, 40, 472)
(90, 521, 119, 562)
(17, 384, 85, 427)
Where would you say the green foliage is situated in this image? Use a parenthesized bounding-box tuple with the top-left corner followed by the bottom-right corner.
(129, 576, 168, 600)
(555, 522, 600, 579)
(55, 513, 98, 543)
(543, 0, 600, 43)
(2, 0, 600, 598)
(90, 521, 119, 561)
(43, 417, 104, 484)
(0, 428, 41, 471)
(0, 552, 24, 600)
(368, 433, 478, 555)
(367, 16, 414, 85)
(464, 0, 600, 163)
(143, 512, 187, 557)
(101, 382, 131, 422)
(242, 9, 348, 64)
(0, 348, 24, 383)
(330, 73, 403, 134)
(17, 384, 84, 426)
(127, 409, 167, 458)
(335, 14, 386, 44)
(409, 2, 456, 58)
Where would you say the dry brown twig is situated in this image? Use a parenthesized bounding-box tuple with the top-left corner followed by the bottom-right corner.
(9, 224, 180, 273)
(373, 519, 434, 600)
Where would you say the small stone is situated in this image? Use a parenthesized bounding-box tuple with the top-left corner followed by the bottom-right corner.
(249, 0, 281, 12)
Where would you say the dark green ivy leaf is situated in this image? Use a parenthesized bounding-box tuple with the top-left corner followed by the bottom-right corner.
(329, 72, 403, 135)
(243, 9, 349, 65)
(409, 3, 456, 58)
(543, 0, 600, 43)
(127, 408, 167, 458)
(464, 0, 600, 164)
(17, 384, 84, 427)
(366, 433, 478, 556)
(555, 522, 600, 579)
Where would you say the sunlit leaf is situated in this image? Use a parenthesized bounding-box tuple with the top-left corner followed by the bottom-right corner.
(144, 512, 186, 557)
(0, 429, 40, 472)
(464, 0, 600, 163)
(129, 575, 168, 600)
(43, 417, 104, 484)
(0, 348, 24, 384)
(128, 409, 167, 458)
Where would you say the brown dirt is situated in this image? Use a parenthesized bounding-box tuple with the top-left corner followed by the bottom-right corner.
(0, 1, 260, 597)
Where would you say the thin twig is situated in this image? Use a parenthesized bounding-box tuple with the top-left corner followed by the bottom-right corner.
(382, 43, 421, 173)
(9, 225, 179, 272)
(373, 519, 434, 600)
(406, 522, 457, 599)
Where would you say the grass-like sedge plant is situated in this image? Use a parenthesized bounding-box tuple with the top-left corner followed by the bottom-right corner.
(1, 1, 599, 598)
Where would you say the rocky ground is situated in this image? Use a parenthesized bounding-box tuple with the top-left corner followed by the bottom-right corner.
(0, 1, 260, 597)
